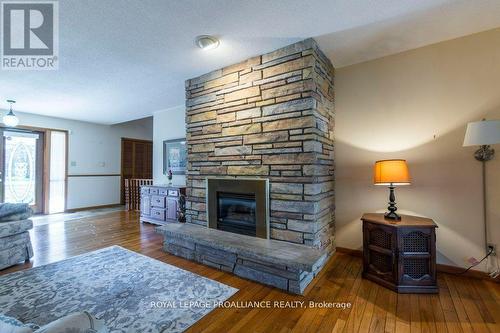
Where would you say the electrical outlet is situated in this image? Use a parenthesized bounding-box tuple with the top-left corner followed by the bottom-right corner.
(487, 243, 496, 256)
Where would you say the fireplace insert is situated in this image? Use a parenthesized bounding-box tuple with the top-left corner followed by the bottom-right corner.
(217, 192, 256, 236)
(207, 178, 269, 239)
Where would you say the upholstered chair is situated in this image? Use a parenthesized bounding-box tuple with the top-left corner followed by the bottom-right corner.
(0, 219, 34, 270)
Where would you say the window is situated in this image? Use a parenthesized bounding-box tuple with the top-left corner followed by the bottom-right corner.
(49, 131, 66, 213)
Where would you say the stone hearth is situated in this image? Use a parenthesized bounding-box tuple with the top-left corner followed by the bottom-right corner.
(157, 223, 327, 294)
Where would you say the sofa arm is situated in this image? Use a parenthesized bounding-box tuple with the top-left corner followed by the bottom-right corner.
(0, 220, 33, 238)
(35, 312, 107, 333)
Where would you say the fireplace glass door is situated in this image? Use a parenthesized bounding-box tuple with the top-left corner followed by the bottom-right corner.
(217, 192, 257, 236)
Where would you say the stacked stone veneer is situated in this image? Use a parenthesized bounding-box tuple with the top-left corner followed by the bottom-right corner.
(185, 38, 335, 250)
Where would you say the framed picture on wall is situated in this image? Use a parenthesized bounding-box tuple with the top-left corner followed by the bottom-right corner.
(163, 138, 187, 175)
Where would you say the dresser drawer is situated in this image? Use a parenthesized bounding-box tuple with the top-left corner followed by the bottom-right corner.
(150, 208, 166, 221)
(168, 189, 179, 197)
(140, 187, 149, 195)
(151, 195, 165, 208)
(158, 188, 179, 196)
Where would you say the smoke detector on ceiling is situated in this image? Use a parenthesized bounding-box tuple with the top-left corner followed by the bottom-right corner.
(195, 35, 220, 51)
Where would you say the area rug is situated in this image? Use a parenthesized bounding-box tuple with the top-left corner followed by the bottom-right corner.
(0, 246, 238, 332)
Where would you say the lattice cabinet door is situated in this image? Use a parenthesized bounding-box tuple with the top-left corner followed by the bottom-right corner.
(362, 222, 398, 285)
(398, 228, 437, 287)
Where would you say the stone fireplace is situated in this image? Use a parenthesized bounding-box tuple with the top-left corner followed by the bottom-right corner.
(185, 38, 335, 251)
(158, 38, 335, 294)
(207, 178, 269, 238)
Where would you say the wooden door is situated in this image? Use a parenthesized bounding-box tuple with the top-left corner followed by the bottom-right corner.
(121, 138, 152, 204)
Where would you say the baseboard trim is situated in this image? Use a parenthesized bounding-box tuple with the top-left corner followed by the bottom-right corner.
(65, 204, 123, 213)
(67, 174, 121, 177)
(336, 247, 499, 283)
(436, 263, 499, 282)
(336, 247, 362, 257)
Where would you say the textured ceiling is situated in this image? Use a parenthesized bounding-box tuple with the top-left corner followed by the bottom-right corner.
(1, 0, 500, 124)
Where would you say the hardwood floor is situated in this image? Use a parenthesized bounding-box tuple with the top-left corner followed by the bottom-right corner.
(1, 211, 499, 333)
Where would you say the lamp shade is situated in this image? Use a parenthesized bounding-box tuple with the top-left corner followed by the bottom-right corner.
(463, 120, 500, 146)
(374, 159, 411, 185)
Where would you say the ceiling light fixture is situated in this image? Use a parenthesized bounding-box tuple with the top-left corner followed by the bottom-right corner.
(195, 35, 220, 51)
(3, 100, 19, 127)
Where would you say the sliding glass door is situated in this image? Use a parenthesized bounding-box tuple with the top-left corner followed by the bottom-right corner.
(0, 129, 44, 213)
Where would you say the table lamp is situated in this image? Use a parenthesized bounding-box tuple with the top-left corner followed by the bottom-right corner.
(374, 159, 411, 220)
(463, 119, 500, 253)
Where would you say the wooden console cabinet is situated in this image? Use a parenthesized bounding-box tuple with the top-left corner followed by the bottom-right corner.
(361, 213, 438, 293)
(140, 185, 186, 225)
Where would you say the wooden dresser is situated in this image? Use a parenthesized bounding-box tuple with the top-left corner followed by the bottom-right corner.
(140, 185, 186, 225)
(361, 213, 438, 293)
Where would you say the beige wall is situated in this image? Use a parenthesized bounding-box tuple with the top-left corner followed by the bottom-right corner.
(336, 28, 500, 271)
